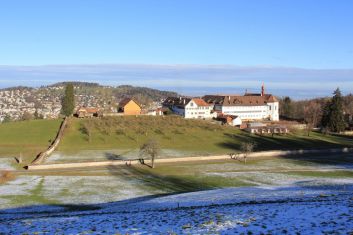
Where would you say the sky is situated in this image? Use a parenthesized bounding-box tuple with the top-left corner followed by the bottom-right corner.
(0, 0, 352, 98)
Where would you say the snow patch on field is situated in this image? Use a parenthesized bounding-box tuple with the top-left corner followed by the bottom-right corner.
(41, 176, 153, 204)
(0, 176, 41, 197)
(207, 171, 313, 186)
(0, 157, 15, 170)
(1, 185, 352, 234)
(0, 175, 159, 209)
(47, 149, 207, 163)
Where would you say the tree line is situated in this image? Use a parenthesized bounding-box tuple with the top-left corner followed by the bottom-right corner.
(279, 88, 352, 134)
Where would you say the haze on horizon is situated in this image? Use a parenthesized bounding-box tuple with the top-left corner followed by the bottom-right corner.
(0, 64, 352, 100)
(0, 1, 352, 99)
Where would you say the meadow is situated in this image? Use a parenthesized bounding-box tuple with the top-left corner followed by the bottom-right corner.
(0, 119, 62, 164)
(58, 116, 353, 155)
(1, 116, 352, 167)
(2, 151, 353, 209)
(1, 117, 352, 234)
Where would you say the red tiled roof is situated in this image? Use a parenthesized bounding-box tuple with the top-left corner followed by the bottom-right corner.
(267, 95, 278, 102)
(162, 97, 191, 107)
(192, 98, 211, 107)
(163, 97, 212, 108)
(76, 107, 99, 114)
(85, 108, 99, 113)
(203, 94, 278, 106)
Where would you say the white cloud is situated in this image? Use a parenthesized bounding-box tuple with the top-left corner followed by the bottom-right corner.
(0, 64, 352, 99)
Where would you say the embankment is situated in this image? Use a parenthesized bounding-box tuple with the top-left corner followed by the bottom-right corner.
(26, 147, 353, 170)
(30, 117, 68, 165)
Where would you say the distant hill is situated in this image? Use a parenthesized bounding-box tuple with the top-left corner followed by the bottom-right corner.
(0, 86, 34, 91)
(50, 82, 179, 106)
(1, 82, 179, 108)
(47, 82, 100, 88)
(112, 85, 178, 106)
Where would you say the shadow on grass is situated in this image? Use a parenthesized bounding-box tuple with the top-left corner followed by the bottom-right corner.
(106, 163, 216, 193)
(1, 181, 352, 220)
(221, 131, 352, 151)
(219, 131, 353, 166)
(104, 152, 124, 161)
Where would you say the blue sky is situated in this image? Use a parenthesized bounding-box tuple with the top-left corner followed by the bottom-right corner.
(1, 0, 352, 68)
(0, 1, 352, 98)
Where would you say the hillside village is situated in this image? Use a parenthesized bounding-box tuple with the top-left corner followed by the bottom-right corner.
(0, 85, 111, 121)
(0, 82, 175, 122)
(0, 83, 285, 133)
(3, 82, 353, 135)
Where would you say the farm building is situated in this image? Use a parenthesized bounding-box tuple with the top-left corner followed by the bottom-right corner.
(146, 108, 164, 116)
(75, 107, 99, 118)
(217, 114, 242, 126)
(117, 98, 141, 115)
(245, 124, 289, 134)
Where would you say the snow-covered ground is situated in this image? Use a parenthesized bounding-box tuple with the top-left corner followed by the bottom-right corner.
(0, 157, 15, 170)
(47, 149, 202, 163)
(0, 175, 161, 209)
(1, 184, 352, 234)
(1, 152, 353, 234)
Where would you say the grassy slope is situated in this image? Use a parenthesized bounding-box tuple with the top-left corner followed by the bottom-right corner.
(58, 116, 353, 154)
(0, 119, 62, 163)
(10, 154, 353, 207)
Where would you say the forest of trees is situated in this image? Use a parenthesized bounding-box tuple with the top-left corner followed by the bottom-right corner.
(279, 89, 353, 133)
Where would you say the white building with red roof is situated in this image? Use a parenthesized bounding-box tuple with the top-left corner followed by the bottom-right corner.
(203, 84, 279, 121)
(163, 97, 215, 119)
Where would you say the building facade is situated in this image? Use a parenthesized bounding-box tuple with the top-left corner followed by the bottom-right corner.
(203, 86, 279, 121)
(117, 98, 141, 115)
(163, 97, 214, 119)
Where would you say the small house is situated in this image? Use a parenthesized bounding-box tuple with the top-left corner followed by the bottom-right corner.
(118, 98, 141, 115)
(147, 108, 164, 116)
(217, 114, 242, 126)
(75, 107, 99, 118)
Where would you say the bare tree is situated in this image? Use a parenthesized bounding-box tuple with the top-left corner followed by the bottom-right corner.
(21, 111, 34, 121)
(303, 101, 322, 136)
(240, 142, 256, 164)
(229, 152, 237, 160)
(80, 121, 93, 142)
(139, 139, 160, 168)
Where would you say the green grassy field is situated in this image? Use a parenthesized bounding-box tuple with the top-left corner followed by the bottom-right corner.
(0, 119, 62, 163)
(1, 117, 353, 210)
(58, 116, 353, 154)
(4, 152, 352, 208)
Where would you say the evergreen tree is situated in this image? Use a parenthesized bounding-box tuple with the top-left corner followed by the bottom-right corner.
(281, 96, 293, 118)
(321, 88, 346, 133)
(61, 84, 75, 116)
(321, 101, 331, 128)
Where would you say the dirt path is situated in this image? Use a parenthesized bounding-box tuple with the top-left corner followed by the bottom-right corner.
(25, 147, 353, 170)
